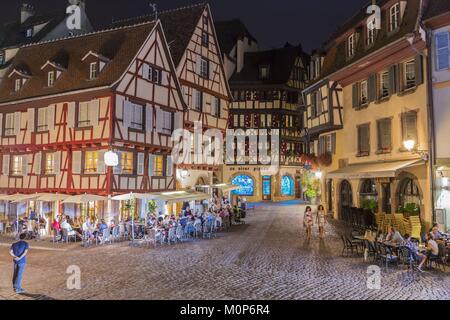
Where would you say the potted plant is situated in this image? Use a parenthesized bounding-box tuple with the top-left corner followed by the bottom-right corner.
(317, 152, 332, 167)
(361, 198, 378, 213)
(302, 172, 320, 205)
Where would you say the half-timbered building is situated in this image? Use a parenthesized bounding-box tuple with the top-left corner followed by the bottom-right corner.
(221, 43, 309, 202)
(0, 21, 186, 221)
(114, 4, 232, 190)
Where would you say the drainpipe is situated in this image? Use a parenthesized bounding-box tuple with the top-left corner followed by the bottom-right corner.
(425, 25, 436, 224)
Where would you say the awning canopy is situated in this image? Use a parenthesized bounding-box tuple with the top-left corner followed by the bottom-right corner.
(195, 183, 239, 193)
(36, 194, 71, 202)
(111, 193, 154, 201)
(11, 193, 45, 203)
(327, 159, 424, 179)
(62, 194, 108, 204)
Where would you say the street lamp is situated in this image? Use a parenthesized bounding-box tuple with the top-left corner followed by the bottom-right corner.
(402, 137, 429, 161)
(403, 138, 416, 152)
(315, 170, 323, 180)
(104, 150, 119, 167)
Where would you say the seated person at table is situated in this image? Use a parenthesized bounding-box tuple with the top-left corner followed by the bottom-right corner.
(82, 218, 94, 239)
(404, 234, 426, 267)
(430, 224, 444, 241)
(98, 220, 108, 234)
(386, 227, 404, 244)
(418, 233, 439, 272)
(61, 218, 80, 239)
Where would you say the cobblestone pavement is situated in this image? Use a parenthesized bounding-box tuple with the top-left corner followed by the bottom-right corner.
(0, 202, 449, 300)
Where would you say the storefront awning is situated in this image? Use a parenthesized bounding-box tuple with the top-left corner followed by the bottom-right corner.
(111, 193, 155, 201)
(195, 184, 239, 193)
(327, 159, 424, 179)
(36, 194, 71, 202)
(146, 190, 210, 204)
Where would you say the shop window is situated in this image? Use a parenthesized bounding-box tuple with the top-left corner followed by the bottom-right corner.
(281, 175, 294, 196)
(231, 175, 254, 196)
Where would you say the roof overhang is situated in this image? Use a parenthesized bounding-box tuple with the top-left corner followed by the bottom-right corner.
(327, 159, 425, 180)
(40, 60, 66, 71)
(8, 68, 31, 79)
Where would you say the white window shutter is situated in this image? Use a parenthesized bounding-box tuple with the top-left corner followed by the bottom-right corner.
(137, 153, 145, 175)
(14, 112, 21, 136)
(72, 151, 82, 174)
(90, 99, 100, 126)
(53, 151, 61, 175)
(27, 108, 35, 132)
(97, 150, 105, 174)
(145, 105, 153, 131)
(0, 114, 3, 137)
(166, 156, 173, 177)
(123, 101, 132, 129)
(148, 154, 155, 177)
(113, 151, 122, 175)
(142, 63, 150, 79)
(162, 72, 170, 86)
(2, 155, 10, 176)
(196, 56, 201, 75)
(34, 152, 42, 175)
(67, 102, 76, 128)
(209, 62, 214, 80)
(155, 107, 163, 133)
(174, 112, 184, 130)
(21, 155, 28, 176)
(47, 105, 56, 131)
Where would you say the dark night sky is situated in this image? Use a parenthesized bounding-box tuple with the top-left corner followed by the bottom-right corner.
(0, 0, 369, 52)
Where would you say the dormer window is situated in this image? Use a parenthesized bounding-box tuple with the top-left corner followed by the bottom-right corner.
(367, 20, 376, 46)
(389, 3, 401, 32)
(14, 79, 22, 92)
(89, 62, 98, 80)
(47, 71, 55, 87)
(347, 33, 356, 57)
(259, 66, 270, 80)
(25, 28, 33, 38)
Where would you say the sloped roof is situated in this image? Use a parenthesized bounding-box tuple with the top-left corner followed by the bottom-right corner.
(315, 0, 421, 81)
(424, 0, 450, 20)
(112, 3, 206, 66)
(230, 44, 308, 86)
(0, 12, 66, 49)
(0, 22, 157, 103)
(215, 19, 257, 55)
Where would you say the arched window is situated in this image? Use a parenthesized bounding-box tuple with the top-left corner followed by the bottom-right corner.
(360, 179, 377, 196)
(231, 175, 255, 196)
(281, 175, 294, 196)
(398, 178, 421, 207)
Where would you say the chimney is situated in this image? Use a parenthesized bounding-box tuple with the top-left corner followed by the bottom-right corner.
(20, 3, 35, 24)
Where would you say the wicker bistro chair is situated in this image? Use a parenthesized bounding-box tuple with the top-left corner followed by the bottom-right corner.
(82, 230, 93, 247)
(363, 239, 378, 263)
(340, 235, 359, 257)
(397, 246, 417, 272)
(166, 227, 176, 245)
(175, 224, 185, 243)
(99, 228, 112, 245)
(378, 243, 399, 271)
(111, 226, 120, 243)
(144, 228, 158, 248)
(428, 243, 447, 272)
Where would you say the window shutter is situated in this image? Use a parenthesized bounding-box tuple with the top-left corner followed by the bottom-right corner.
(166, 156, 173, 177)
(53, 151, 61, 175)
(113, 151, 122, 175)
(352, 83, 359, 108)
(142, 63, 150, 79)
(2, 155, 9, 176)
(27, 108, 35, 132)
(196, 56, 202, 75)
(331, 133, 336, 154)
(209, 61, 214, 80)
(162, 72, 169, 86)
(34, 152, 42, 175)
(148, 154, 155, 177)
(174, 112, 184, 130)
(72, 151, 82, 174)
(47, 105, 56, 131)
(97, 150, 105, 174)
(0, 114, 3, 137)
(21, 155, 28, 176)
(155, 107, 163, 133)
(436, 33, 450, 70)
(14, 112, 21, 136)
(415, 55, 423, 86)
(137, 153, 145, 175)
(123, 101, 132, 129)
(368, 74, 377, 102)
(90, 99, 100, 126)
(404, 113, 418, 141)
(145, 105, 153, 131)
(67, 102, 76, 128)
(398, 63, 405, 92)
(388, 65, 397, 95)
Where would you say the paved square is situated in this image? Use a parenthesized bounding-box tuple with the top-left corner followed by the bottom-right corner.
(0, 203, 448, 300)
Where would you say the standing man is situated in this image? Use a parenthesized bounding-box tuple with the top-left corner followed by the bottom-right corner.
(9, 233, 29, 294)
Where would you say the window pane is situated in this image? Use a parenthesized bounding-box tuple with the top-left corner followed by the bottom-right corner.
(45, 153, 54, 174)
(122, 152, 134, 174)
(153, 155, 164, 176)
(85, 151, 98, 173)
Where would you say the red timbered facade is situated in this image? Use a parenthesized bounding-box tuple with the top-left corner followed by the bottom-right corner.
(0, 21, 186, 218)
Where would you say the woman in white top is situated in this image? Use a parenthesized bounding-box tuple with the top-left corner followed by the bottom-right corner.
(303, 206, 314, 242)
(316, 205, 327, 240)
(418, 233, 440, 272)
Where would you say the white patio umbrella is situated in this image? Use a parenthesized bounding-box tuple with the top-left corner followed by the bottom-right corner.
(36, 193, 70, 202)
(62, 194, 108, 204)
(111, 193, 154, 244)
